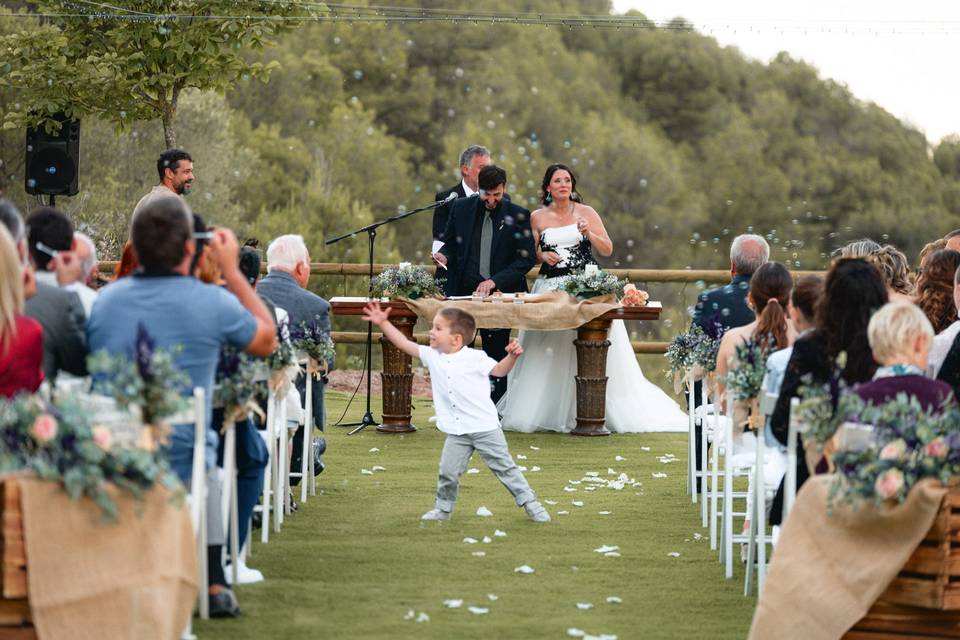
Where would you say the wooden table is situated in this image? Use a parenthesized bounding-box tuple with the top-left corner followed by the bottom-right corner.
(331, 297, 663, 436)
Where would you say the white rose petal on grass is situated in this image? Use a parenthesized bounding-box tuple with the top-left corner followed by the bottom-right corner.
(585, 471, 599, 477)
(615, 455, 626, 462)
(693, 533, 703, 541)
(598, 511, 611, 515)
(572, 500, 584, 507)
(369, 447, 380, 453)
(531, 466, 541, 472)
(605, 552, 621, 557)
(416, 612, 430, 623)
(567, 629, 586, 638)
(606, 596, 623, 604)
(466, 468, 480, 475)
(404, 609, 415, 620)
(668, 552, 681, 558)
(494, 529, 507, 537)
(468, 606, 489, 615)
(557, 510, 569, 515)
(482, 536, 492, 544)
(463, 537, 478, 544)
(518, 466, 528, 472)
(652, 472, 668, 479)
(487, 593, 499, 601)
(530, 445, 540, 451)
(569, 480, 582, 485)
(514, 565, 535, 574)
(361, 468, 373, 475)
(372, 465, 385, 472)
(544, 499, 558, 505)
(563, 486, 577, 493)
(443, 599, 463, 609)
(576, 602, 594, 610)
(476, 506, 493, 517)
(584, 487, 597, 492)
(641, 446, 651, 452)
(516, 454, 527, 460)
(607, 468, 616, 475)
(472, 551, 486, 557)
(594, 545, 620, 554)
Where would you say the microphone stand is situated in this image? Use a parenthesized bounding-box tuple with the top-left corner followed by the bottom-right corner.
(325, 195, 455, 435)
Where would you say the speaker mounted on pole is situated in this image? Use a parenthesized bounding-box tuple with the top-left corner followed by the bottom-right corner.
(25, 114, 80, 197)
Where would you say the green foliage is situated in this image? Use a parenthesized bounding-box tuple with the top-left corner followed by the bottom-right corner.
(0, 0, 323, 146)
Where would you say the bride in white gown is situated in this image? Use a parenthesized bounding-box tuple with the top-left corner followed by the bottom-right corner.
(498, 164, 688, 433)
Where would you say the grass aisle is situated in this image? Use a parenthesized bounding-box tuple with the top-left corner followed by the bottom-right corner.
(196, 391, 756, 639)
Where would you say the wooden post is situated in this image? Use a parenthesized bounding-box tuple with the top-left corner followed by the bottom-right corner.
(571, 317, 613, 436)
(377, 315, 417, 433)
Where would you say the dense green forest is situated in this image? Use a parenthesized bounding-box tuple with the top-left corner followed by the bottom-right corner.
(2, 0, 960, 274)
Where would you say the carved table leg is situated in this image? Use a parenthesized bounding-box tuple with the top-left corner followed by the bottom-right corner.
(571, 317, 612, 436)
(377, 316, 416, 433)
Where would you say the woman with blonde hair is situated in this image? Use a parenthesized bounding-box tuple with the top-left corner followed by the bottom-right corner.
(867, 244, 913, 302)
(0, 225, 44, 397)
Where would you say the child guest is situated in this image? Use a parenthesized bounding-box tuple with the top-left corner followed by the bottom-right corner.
(362, 302, 550, 523)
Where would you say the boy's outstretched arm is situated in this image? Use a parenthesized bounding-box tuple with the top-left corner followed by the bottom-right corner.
(362, 301, 421, 358)
(490, 339, 523, 377)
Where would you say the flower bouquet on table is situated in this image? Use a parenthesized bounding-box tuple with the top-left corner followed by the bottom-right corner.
(559, 266, 627, 300)
(86, 324, 191, 450)
(817, 393, 960, 507)
(620, 283, 650, 307)
(0, 393, 182, 521)
(370, 262, 442, 300)
(289, 315, 336, 377)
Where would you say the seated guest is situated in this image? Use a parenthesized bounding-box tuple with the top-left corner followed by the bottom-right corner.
(87, 195, 277, 616)
(0, 224, 43, 397)
(929, 265, 960, 377)
(764, 275, 824, 395)
(0, 200, 36, 300)
(256, 235, 332, 480)
(866, 245, 913, 303)
(18, 207, 87, 384)
(946, 229, 960, 253)
(833, 238, 882, 259)
(68, 231, 99, 314)
(855, 302, 953, 411)
(920, 238, 947, 270)
(769, 258, 888, 526)
(915, 249, 960, 333)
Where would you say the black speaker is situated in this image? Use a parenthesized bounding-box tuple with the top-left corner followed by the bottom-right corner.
(25, 115, 80, 196)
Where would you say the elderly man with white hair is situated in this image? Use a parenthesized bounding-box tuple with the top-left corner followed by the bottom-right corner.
(256, 234, 332, 481)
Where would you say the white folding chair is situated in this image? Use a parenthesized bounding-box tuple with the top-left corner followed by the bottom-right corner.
(168, 387, 208, 627)
(687, 369, 696, 501)
(219, 420, 240, 587)
(290, 356, 316, 505)
(253, 371, 275, 544)
(744, 391, 780, 596)
(718, 394, 756, 579)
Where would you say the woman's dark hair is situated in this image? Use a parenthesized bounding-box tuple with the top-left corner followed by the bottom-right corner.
(539, 163, 582, 205)
(814, 258, 888, 381)
(750, 262, 793, 351)
(790, 275, 823, 323)
(915, 249, 960, 333)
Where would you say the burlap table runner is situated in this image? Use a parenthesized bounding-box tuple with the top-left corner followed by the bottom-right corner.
(748, 475, 946, 640)
(18, 477, 197, 640)
(401, 291, 622, 330)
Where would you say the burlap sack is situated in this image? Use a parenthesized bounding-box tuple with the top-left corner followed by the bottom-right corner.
(401, 290, 621, 330)
(748, 476, 946, 640)
(19, 478, 197, 640)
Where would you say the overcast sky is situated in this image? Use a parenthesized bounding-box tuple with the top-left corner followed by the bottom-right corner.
(611, 0, 959, 144)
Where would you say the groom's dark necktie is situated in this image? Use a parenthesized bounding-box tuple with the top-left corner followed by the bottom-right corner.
(479, 209, 493, 280)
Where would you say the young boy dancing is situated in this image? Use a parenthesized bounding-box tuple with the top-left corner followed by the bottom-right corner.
(362, 301, 550, 523)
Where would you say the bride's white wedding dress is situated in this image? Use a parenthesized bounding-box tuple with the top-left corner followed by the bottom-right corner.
(497, 223, 687, 433)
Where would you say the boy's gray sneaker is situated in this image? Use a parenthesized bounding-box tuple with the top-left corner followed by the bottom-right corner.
(524, 501, 551, 523)
(421, 508, 451, 521)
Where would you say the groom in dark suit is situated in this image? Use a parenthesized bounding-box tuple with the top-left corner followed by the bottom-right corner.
(435, 164, 535, 402)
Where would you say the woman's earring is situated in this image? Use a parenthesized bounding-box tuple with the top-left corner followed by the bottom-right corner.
(544, 192, 552, 204)
(571, 191, 579, 201)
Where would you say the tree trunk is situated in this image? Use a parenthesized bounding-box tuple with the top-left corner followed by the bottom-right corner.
(161, 100, 177, 149)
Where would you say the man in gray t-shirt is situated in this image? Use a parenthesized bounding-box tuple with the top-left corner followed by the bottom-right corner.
(132, 148, 194, 218)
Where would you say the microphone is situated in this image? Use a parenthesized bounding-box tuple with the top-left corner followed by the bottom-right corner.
(440, 192, 457, 204)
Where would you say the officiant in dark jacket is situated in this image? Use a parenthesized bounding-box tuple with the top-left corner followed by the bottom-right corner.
(435, 164, 535, 402)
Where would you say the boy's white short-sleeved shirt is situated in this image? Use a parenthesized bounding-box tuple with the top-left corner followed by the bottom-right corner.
(418, 345, 500, 435)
